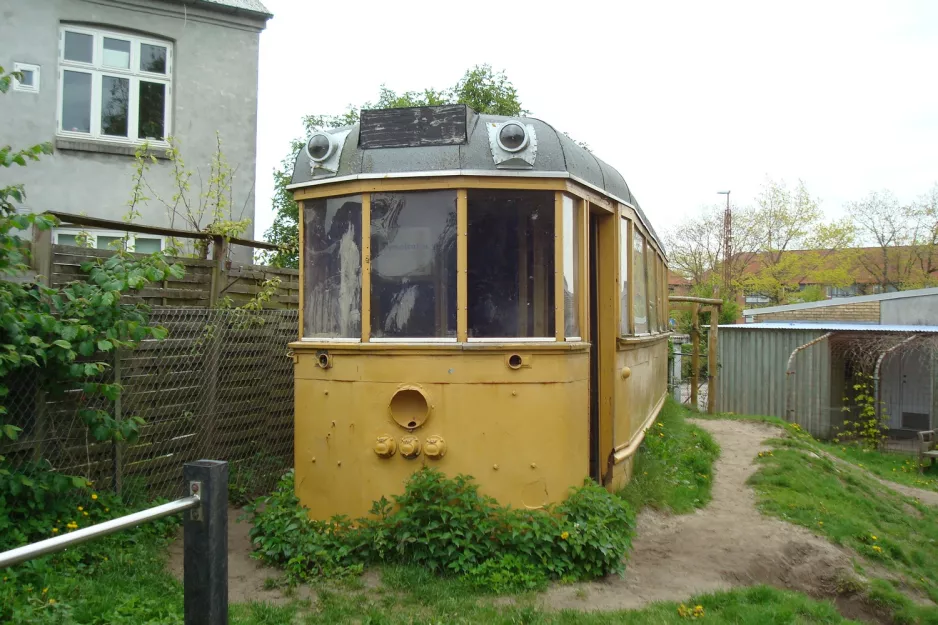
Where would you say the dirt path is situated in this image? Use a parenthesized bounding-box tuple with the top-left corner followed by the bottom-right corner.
(167, 507, 310, 605)
(543, 419, 860, 612)
(817, 450, 938, 507)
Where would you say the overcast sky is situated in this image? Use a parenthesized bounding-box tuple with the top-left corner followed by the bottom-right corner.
(252, 0, 938, 242)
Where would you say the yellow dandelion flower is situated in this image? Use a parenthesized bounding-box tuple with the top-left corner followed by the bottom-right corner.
(105, 508, 109, 513)
(818, 521, 824, 526)
(49, 599, 56, 605)
(872, 545, 883, 553)
(560, 531, 570, 540)
(51, 528, 59, 534)
(77, 506, 83, 512)
(42, 587, 48, 594)
(91, 493, 98, 500)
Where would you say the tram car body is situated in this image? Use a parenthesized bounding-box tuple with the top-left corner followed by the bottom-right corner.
(288, 104, 669, 520)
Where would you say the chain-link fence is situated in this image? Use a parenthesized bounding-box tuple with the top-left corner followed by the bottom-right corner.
(1, 308, 298, 503)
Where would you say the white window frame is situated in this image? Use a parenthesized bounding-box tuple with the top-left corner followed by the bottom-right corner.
(57, 25, 173, 146)
(54, 228, 165, 253)
(13, 62, 41, 93)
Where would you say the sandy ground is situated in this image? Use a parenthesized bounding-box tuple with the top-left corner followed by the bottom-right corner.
(542, 420, 865, 614)
(167, 507, 307, 605)
(165, 418, 935, 620)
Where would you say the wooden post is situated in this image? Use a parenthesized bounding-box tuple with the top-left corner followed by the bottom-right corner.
(183, 460, 228, 625)
(112, 350, 123, 494)
(208, 236, 229, 308)
(708, 304, 719, 414)
(31, 227, 53, 461)
(691, 302, 700, 410)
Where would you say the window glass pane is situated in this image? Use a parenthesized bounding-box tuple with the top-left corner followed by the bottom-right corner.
(19, 70, 34, 87)
(619, 219, 629, 335)
(138, 81, 166, 139)
(57, 234, 78, 246)
(468, 190, 555, 338)
(103, 37, 130, 69)
(135, 237, 162, 254)
(101, 76, 129, 137)
(633, 231, 648, 334)
(303, 196, 362, 338)
(140, 44, 167, 74)
(64, 31, 93, 63)
(370, 191, 457, 338)
(96, 235, 123, 250)
(647, 248, 659, 333)
(562, 194, 579, 338)
(62, 70, 92, 133)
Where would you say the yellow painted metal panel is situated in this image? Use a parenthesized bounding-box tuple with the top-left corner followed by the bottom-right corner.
(293, 350, 589, 520)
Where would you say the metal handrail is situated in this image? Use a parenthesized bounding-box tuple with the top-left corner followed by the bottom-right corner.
(0, 494, 200, 569)
(0, 459, 228, 625)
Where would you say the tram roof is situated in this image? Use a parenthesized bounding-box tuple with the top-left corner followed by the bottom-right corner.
(288, 104, 663, 252)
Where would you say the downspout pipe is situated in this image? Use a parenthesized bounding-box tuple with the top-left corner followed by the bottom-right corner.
(873, 334, 920, 429)
(784, 333, 833, 426)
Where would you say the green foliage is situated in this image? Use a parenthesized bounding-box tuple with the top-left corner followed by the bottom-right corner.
(246, 467, 636, 586)
(228, 450, 290, 506)
(262, 64, 529, 268)
(617, 399, 720, 514)
(465, 553, 547, 594)
(836, 372, 888, 450)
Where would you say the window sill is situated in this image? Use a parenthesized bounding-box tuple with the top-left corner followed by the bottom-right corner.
(55, 137, 171, 160)
(617, 333, 670, 348)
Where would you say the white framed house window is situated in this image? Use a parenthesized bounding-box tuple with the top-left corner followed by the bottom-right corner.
(54, 228, 165, 254)
(13, 63, 41, 93)
(57, 26, 172, 144)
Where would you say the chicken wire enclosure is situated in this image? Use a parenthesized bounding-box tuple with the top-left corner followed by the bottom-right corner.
(719, 324, 938, 442)
(0, 308, 298, 502)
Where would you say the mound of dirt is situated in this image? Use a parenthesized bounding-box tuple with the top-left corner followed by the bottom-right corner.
(541, 420, 887, 622)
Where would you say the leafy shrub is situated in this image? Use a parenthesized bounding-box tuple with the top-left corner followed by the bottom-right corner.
(466, 554, 547, 594)
(246, 467, 636, 588)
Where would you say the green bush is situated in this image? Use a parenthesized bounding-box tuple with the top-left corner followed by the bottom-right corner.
(246, 467, 636, 588)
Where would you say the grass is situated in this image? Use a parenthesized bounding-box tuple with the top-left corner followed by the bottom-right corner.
(229, 567, 860, 624)
(748, 435, 938, 612)
(616, 398, 721, 514)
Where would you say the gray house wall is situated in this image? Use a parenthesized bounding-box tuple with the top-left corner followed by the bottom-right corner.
(881, 294, 938, 325)
(1, 0, 268, 261)
(717, 327, 833, 438)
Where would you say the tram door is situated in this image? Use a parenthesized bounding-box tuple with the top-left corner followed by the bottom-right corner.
(588, 214, 600, 481)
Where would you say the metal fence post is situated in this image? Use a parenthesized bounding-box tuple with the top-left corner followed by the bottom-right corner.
(183, 460, 228, 625)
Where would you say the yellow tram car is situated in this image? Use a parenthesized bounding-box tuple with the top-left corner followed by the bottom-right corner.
(287, 104, 669, 520)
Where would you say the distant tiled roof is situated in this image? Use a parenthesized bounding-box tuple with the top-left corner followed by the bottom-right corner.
(197, 0, 272, 18)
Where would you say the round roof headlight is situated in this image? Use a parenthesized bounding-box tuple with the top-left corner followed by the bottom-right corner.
(306, 132, 334, 162)
(497, 121, 528, 152)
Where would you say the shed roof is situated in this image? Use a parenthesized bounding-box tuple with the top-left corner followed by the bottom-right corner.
(288, 105, 663, 251)
(743, 286, 938, 317)
(719, 321, 938, 333)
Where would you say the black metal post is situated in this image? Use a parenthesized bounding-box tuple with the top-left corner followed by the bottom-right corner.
(183, 460, 228, 625)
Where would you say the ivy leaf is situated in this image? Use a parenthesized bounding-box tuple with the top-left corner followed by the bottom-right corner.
(97, 339, 113, 352)
(78, 340, 95, 357)
(1, 424, 21, 440)
(52, 339, 71, 349)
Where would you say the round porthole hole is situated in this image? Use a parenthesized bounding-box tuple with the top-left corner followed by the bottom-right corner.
(389, 387, 430, 429)
(508, 354, 523, 369)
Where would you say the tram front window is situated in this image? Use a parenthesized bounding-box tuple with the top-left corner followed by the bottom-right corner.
(467, 190, 555, 338)
(370, 190, 457, 339)
(303, 195, 362, 338)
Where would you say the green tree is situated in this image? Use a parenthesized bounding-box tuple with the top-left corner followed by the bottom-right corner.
(262, 64, 528, 268)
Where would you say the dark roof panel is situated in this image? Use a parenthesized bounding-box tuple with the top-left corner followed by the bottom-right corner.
(290, 106, 662, 251)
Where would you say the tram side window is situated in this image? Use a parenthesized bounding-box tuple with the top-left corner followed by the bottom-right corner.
(647, 245, 659, 333)
(370, 191, 457, 339)
(619, 217, 629, 335)
(632, 230, 649, 334)
(467, 190, 555, 338)
(303, 196, 362, 338)
(562, 194, 579, 338)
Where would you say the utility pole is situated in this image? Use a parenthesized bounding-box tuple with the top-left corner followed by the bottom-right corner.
(717, 190, 731, 298)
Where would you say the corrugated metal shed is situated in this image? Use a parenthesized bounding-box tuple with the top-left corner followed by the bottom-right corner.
(717, 325, 833, 437)
(725, 322, 938, 333)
